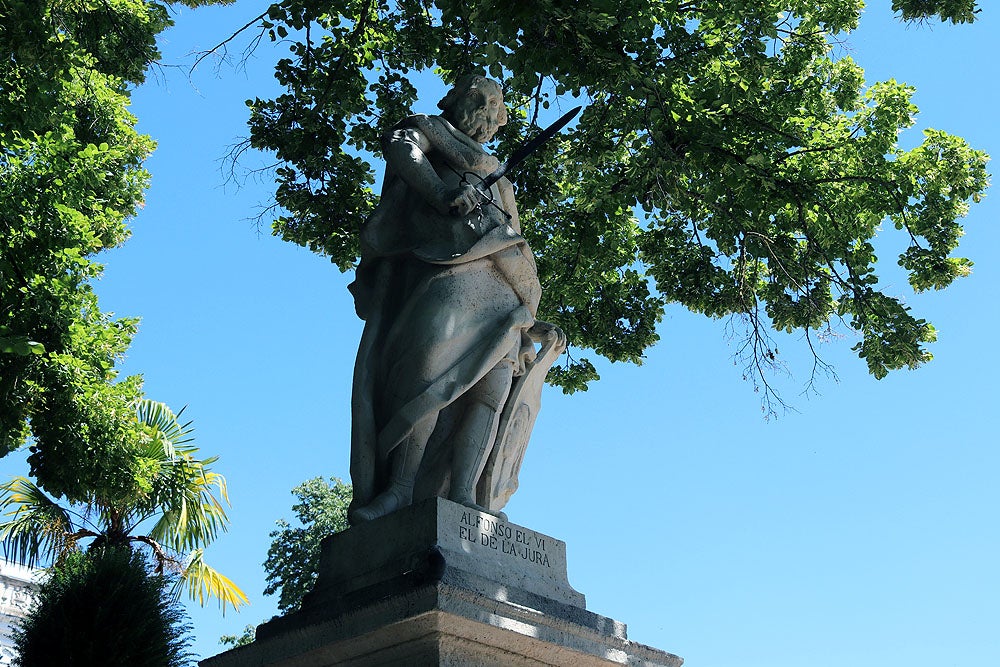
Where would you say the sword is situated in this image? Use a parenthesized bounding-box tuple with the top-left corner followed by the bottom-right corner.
(451, 105, 583, 218)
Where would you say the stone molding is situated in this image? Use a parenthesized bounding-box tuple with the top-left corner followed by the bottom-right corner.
(202, 499, 681, 667)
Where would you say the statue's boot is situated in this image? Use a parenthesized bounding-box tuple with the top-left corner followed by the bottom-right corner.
(351, 418, 433, 522)
(448, 400, 502, 513)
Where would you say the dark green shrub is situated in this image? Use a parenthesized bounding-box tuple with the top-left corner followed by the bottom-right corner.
(14, 547, 193, 667)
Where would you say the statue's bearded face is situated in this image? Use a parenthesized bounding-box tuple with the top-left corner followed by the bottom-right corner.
(451, 84, 507, 143)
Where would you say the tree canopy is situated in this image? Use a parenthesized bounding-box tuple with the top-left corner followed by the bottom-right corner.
(263, 477, 351, 613)
(1, 0, 243, 613)
(0, 0, 235, 487)
(0, 0, 164, 473)
(234, 0, 987, 404)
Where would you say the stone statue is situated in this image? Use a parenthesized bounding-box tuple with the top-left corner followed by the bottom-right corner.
(347, 75, 566, 524)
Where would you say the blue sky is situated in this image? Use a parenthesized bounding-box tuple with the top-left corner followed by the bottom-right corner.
(4, 1, 999, 664)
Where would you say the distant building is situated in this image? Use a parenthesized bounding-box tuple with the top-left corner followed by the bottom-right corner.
(0, 561, 39, 667)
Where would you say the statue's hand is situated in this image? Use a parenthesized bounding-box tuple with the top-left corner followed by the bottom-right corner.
(479, 154, 501, 173)
(442, 183, 482, 216)
(527, 321, 567, 351)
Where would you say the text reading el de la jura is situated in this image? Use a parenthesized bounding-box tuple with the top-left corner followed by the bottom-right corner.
(458, 511, 551, 568)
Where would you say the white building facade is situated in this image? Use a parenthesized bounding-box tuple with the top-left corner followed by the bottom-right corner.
(0, 561, 38, 667)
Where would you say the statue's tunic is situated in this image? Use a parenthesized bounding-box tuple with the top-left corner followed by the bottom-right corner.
(349, 115, 541, 510)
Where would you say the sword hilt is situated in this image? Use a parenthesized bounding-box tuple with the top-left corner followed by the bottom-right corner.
(447, 169, 512, 220)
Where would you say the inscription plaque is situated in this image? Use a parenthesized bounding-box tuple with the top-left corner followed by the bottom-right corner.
(309, 497, 584, 609)
(457, 510, 552, 568)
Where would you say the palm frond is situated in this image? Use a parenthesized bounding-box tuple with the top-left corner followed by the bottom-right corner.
(0, 477, 76, 566)
(148, 455, 231, 553)
(136, 399, 195, 460)
(175, 548, 248, 614)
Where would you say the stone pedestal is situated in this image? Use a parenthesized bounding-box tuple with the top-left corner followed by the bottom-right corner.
(201, 498, 681, 667)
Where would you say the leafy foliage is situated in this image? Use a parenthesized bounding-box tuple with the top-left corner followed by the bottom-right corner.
(219, 624, 257, 648)
(1, 0, 245, 624)
(892, 0, 980, 23)
(236, 0, 987, 403)
(0, 0, 236, 484)
(0, 400, 247, 613)
(13, 547, 194, 667)
(263, 477, 351, 613)
(0, 0, 161, 470)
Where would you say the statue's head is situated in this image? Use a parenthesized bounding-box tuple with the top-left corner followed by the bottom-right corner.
(438, 75, 508, 143)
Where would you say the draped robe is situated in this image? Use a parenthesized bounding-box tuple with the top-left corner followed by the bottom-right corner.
(348, 114, 544, 511)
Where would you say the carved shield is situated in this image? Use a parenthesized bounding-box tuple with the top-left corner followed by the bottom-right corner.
(477, 334, 565, 512)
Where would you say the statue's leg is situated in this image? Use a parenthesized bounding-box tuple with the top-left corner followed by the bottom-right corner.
(448, 363, 514, 512)
(350, 413, 437, 522)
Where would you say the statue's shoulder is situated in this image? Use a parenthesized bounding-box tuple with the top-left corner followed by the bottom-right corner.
(384, 115, 458, 154)
(391, 114, 450, 135)
(388, 114, 489, 171)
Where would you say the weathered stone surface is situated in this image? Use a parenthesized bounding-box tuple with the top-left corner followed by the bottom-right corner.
(203, 584, 681, 667)
(201, 499, 682, 667)
(304, 496, 584, 609)
(348, 75, 567, 524)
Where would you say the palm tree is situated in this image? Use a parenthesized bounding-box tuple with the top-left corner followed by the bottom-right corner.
(0, 399, 247, 612)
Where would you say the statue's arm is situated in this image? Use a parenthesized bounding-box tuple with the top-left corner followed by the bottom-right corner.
(383, 127, 481, 216)
(496, 177, 520, 233)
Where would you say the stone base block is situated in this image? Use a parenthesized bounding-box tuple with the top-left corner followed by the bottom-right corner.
(201, 498, 681, 667)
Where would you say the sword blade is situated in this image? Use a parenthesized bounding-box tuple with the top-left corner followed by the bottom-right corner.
(479, 105, 582, 191)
